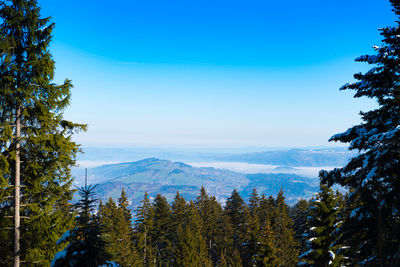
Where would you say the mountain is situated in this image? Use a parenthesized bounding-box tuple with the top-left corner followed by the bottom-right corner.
(217, 148, 355, 167)
(83, 158, 319, 207)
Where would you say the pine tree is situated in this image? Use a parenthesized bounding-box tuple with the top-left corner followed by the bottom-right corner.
(225, 190, 246, 252)
(52, 184, 110, 267)
(171, 191, 187, 236)
(151, 194, 174, 266)
(99, 192, 139, 266)
(248, 188, 260, 217)
(134, 192, 156, 267)
(0, 0, 85, 264)
(290, 199, 310, 257)
(271, 190, 298, 266)
(175, 201, 210, 266)
(242, 206, 261, 266)
(258, 194, 275, 228)
(253, 220, 279, 266)
(320, 1, 400, 265)
(215, 212, 234, 267)
(299, 183, 342, 267)
(195, 186, 223, 265)
(118, 188, 133, 223)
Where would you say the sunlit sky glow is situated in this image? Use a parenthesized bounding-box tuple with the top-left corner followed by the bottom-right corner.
(39, 0, 395, 148)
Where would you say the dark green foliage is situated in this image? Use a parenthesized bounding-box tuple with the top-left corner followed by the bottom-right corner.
(99, 190, 140, 266)
(195, 186, 223, 265)
(225, 189, 246, 252)
(270, 190, 298, 266)
(52, 185, 110, 267)
(248, 188, 260, 216)
(47, 185, 301, 266)
(290, 199, 310, 256)
(0, 0, 85, 264)
(320, 1, 400, 265)
(253, 220, 279, 266)
(151, 194, 174, 266)
(134, 192, 155, 267)
(175, 201, 210, 266)
(215, 211, 235, 266)
(299, 183, 342, 267)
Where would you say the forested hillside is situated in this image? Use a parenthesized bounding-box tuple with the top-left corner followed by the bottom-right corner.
(52, 185, 345, 266)
(85, 158, 318, 206)
(1, 0, 400, 266)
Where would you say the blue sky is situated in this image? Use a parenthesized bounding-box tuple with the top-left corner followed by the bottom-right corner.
(39, 0, 395, 148)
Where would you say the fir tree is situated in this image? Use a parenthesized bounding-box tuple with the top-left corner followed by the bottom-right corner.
(253, 220, 279, 266)
(242, 206, 261, 266)
(258, 194, 275, 228)
(118, 188, 133, 223)
(225, 189, 246, 252)
(0, 0, 85, 264)
(299, 183, 342, 267)
(99, 192, 139, 266)
(171, 191, 187, 235)
(271, 190, 298, 266)
(248, 188, 260, 217)
(134, 192, 156, 267)
(52, 184, 110, 267)
(151, 194, 174, 266)
(175, 201, 210, 266)
(215, 212, 234, 267)
(290, 199, 310, 257)
(321, 1, 400, 265)
(195, 186, 223, 265)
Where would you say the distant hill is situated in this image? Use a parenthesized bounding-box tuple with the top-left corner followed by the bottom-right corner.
(83, 158, 319, 207)
(217, 148, 355, 167)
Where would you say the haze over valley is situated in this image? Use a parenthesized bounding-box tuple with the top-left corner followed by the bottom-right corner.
(72, 146, 353, 206)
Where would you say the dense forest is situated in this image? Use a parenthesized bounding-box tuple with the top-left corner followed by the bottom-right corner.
(51, 185, 346, 266)
(1, 0, 400, 266)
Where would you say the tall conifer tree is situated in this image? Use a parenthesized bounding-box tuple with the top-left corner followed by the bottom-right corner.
(52, 185, 110, 267)
(99, 193, 139, 266)
(175, 201, 210, 266)
(321, 1, 400, 265)
(134, 192, 156, 266)
(151, 194, 174, 266)
(290, 199, 310, 257)
(271, 190, 298, 266)
(299, 183, 342, 267)
(0, 0, 85, 264)
(225, 190, 246, 252)
(195, 186, 223, 265)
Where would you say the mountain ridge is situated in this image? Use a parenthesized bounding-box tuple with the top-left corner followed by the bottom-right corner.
(82, 158, 319, 206)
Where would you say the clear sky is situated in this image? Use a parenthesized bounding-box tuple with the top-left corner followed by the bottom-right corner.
(38, 0, 395, 148)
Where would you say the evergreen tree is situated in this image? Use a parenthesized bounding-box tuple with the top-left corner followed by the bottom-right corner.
(99, 192, 139, 266)
(0, 0, 85, 264)
(151, 194, 174, 266)
(321, 1, 400, 265)
(215, 212, 234, 267)
(171, 191, 187, 236)
(134, 192, 156, 267)
(195, 186, 223, 265)
(242, 206, 261, 266)
(290, 199, 310, 257)
(52, 184, 110, 267)
(299, 183, 342, 267)
(118, 188, 132, 223)
(175, 201, 210, 266)
(258, 194, 275, 228)
(248, 188, 260, 217)
(225, 189, 246, 252)
(271, 190, 298, 266)
(253, 220, 279, 267)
